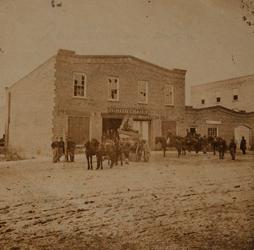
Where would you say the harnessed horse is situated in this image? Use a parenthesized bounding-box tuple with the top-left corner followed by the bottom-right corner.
(85, 138, 99, 170)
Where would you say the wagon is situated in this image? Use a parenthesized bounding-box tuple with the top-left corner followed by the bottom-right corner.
(118, 129, 143, 162)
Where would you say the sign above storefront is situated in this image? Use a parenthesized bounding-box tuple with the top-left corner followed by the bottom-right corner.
(107, 107, 149, 116)
(206, 120, 222, 125)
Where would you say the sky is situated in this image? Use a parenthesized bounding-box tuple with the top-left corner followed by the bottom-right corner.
(0, 0, 254, 106)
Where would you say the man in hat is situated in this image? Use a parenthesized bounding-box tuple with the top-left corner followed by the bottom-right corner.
(240, 136, 247, 155)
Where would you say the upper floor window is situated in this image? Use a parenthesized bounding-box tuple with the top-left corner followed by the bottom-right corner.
(233, 88, 239, 101)
(216, 91, 221, 103)
(73, 72, 86, 97)
(138, 81, 148, 104)
(108, 77, 119, 101)
(165, 84, 174, 105)
(201, 99, 205, 105)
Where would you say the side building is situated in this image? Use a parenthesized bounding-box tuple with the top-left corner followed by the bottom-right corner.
(191, 74, 254, 112)
(5, 49, 187, 158)
(185, 106, 254, 149)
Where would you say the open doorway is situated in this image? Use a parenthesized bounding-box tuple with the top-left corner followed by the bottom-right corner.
(234, 125, 251, 149)
(102, 118, 122, 139)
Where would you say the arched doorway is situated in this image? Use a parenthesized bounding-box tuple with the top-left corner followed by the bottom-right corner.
(234, 125, 251, 149)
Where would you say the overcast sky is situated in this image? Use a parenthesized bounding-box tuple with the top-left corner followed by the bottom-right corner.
(0, 0, 254, 105)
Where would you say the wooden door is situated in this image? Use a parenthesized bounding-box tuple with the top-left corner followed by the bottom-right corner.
(68, 116, 90, 144)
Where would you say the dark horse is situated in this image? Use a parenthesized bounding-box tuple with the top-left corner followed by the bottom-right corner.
(155, 135, 203, 157)
(85, 138, 99, 170)
(155, 136, 185, 157)
(155, 136, 168, 157)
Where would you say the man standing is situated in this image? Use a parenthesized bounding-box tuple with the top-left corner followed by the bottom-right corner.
(65, 137, 76, 162)
(143, 140, 151, 162)
(229, 139, 237, 160)
(51, 137, 59, 163)
(240, 136, 247, 155)
(212, 136, 218, 156)
(218, 137, 226, 160)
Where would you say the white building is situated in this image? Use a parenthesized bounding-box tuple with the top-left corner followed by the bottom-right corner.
(191, 74, 254, 112)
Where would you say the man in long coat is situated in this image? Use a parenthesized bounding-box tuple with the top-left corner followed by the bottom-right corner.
(218, 137, 226, 160)
(240, 136, 247, 155)
(229, 139, 237, 160)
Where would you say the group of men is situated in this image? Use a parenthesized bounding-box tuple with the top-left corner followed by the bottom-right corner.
(51, 137, 76, 163)
(184, 129, 247, 160)
(211, 136, 247, 160)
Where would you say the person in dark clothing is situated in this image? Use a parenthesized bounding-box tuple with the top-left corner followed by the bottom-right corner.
(65, 137, 76, 162)
(212, 136, 218, 155)
(229, 139, 237, 160)
(51, 137, 59, 163)
(240, 136, 247, 155)
(217, 137, 226, 160)
(175, 137, 182, 158)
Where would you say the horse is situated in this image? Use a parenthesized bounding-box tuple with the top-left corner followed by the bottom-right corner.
(84, 138, 99, 170)
(155, 136, 169, 157)
(155, 135, 199, 157)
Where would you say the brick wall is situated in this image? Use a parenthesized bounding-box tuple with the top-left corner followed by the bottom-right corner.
(53, 50, 187, 147)
(6, 57, 56, 158)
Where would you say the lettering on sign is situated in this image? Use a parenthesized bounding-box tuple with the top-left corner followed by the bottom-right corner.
(108, 107, 149, 115)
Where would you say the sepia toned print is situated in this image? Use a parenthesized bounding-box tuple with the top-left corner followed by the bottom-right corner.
(0, 0, 254, 249)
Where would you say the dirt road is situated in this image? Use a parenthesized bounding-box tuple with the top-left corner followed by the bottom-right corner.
(0, 152, 254, 249)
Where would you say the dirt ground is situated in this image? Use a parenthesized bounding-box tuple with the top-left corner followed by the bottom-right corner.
(0, 151, 254, 250)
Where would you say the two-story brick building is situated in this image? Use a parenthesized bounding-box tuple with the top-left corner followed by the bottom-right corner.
(5, 49, 187, 158)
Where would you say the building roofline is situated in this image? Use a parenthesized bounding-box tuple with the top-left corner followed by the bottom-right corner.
(57, 49, 187, 76)
(186, 105, 254, 115)
(6, 49, 186, 90)
(191, 73, 254, 88)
